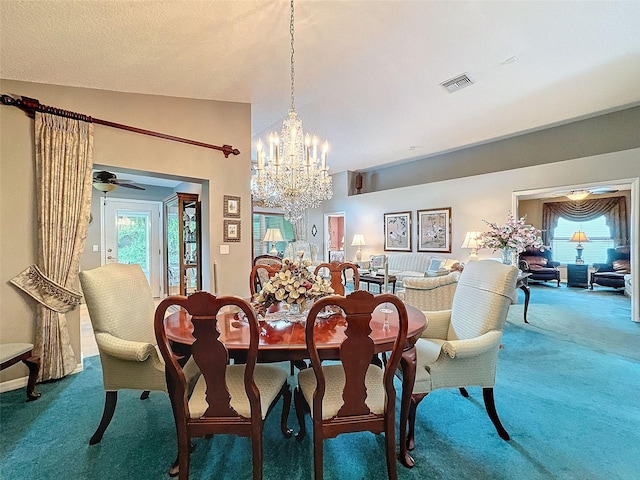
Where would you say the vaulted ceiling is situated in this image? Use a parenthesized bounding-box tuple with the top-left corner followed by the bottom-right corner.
(2, 1, 639, 174)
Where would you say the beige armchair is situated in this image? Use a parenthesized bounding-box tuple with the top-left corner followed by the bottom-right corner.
(402, 272, 460, 311)
(284, 241, 319, 264)
(403, 260, 518, 450)
(79, 263, 199, 445)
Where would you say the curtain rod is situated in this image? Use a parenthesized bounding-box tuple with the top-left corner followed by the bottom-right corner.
(0, 94, 240, 158)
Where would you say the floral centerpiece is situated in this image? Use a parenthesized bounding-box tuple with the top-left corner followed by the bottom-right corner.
(253, 258, 334, 314)
(478, 213, 544, 262)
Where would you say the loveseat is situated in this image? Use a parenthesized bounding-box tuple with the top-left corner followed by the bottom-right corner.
(371, 252, 459, 287)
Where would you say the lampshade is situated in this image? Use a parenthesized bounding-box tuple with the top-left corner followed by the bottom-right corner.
(263, 228, 284, 243)
(461, 231, 482, 261)
(569, 231, 590, 243)
(351, 234, 366, 246)
(460, 231, 481, 249)
(351, 234, 366, 262)
(566, 190, 590, 201)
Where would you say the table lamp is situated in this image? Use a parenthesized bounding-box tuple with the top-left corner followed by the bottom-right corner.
(461, 231, 482, 262)
(351, 234, 366, 262)
(263, 228, 284, 256)
(569, 230, 590, 264)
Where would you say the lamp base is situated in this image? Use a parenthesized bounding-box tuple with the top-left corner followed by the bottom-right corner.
(467, 249, 479, 262)
(269, 243, 278, 256)
(355, 248, 362, 262)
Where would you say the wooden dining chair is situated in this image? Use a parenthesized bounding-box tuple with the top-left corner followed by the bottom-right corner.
(313, 261, 360, 295)
(154, 291, 293, 480)
(294, 290, 408, 480)
(250, 263, 282, 296)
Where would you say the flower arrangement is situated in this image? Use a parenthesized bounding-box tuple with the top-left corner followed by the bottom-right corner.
(478, 213, 544, 254)
(253, 258, 334, 311)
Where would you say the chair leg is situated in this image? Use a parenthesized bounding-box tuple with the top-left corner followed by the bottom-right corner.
(459, 387, 469, 397)
(482, 387, 510, 440)
(313, 424, 324, 480)
(280, 382, 293, 438)
(23, 356, 41, 401)
(90, 391, 118, 445)
(385, 412, 398, 480)
(294, 387, 308, 442)
(407, 393, 427, 451)
(140, 390, 151, 400)
(250, 422, 264, 480)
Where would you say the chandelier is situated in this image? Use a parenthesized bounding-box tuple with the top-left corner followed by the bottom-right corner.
(251, 0, 332, 223)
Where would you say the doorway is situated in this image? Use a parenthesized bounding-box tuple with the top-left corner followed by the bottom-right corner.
(324, 212, 345, 262)
(102, 198, 163, 297)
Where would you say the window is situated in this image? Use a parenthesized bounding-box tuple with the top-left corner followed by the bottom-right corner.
(252, 213, 294, 257)
(552, 216, 614, 265)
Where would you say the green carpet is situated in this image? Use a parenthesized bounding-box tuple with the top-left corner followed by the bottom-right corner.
(1, 285, 638, 479)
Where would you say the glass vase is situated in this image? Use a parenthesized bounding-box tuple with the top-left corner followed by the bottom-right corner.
(501, 248, 514, 265)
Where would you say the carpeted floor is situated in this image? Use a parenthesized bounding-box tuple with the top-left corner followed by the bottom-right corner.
(1, 283, 638, 479)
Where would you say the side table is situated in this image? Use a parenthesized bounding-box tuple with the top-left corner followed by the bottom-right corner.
(359, 274, 397, 294)
(516, 273, 531, 324)
(567, 263, 589, 288)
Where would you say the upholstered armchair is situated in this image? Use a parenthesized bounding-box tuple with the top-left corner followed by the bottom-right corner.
(590, 246, 630, 291)
(402, 272, 460, 311)
(79, 263, 200, 445)
(402, 261, 518, 450)
(518, 246, 560, 286)
(284, 241, 320, 264)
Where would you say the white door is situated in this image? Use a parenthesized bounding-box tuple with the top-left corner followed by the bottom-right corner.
(102, 198, 163, 297)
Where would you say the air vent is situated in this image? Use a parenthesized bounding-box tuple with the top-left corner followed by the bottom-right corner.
(440, 73, 474, 93)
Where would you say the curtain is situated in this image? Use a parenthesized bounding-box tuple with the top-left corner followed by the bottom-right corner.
(293, 209, 309, 241)
(11, 112, 94, 381)
(541, 197, 629, 246)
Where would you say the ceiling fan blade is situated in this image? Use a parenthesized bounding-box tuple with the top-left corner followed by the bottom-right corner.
(115, 182, 146, 190)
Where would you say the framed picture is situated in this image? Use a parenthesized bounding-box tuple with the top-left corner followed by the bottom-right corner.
(417, 207, 452, 253)
(384, 211, 412, 251)
(223, 219, 241, 242)
(223, 195, 241, 218)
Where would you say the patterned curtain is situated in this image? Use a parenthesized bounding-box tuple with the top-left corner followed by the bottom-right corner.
(11, 112, 94, 381)
(541, 197, 629, 246)
(293, 209, 309, 241)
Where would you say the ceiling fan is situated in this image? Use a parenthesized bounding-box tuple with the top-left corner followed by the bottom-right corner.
(552, 186, 619, 201)
(92, 171, 146, 192)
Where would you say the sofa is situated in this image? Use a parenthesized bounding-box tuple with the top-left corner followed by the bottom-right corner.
(370, 252, 459, 287)
(624, 274, 632, 297)
(590, 246, 630, 291)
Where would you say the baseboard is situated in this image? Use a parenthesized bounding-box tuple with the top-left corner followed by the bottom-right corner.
(0, 361, 84, 394)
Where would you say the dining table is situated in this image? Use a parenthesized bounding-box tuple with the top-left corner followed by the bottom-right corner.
(164, 302, 427, 468)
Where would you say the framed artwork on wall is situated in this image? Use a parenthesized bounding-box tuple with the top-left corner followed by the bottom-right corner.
(223, 195, 241, 218)
(223, 219, 241, 242)
(417, 207, 452, 253)
(384, 211, 412, 251)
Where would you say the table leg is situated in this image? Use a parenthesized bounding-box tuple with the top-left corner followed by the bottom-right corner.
(520, 284, 530, 323)
(399, 346, 417, 468)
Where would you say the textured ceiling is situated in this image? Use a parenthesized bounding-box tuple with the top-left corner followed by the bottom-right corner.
(2, 1, 640, 174)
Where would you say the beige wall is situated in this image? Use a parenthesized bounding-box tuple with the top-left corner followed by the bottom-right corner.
(1, 79, 252, 384)
(310, 148, 639, 321)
